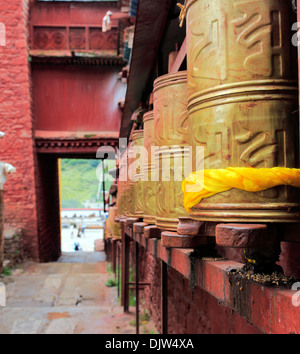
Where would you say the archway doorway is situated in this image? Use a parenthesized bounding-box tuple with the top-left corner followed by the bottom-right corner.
(58, 158, 115, 254)
(35, 142, 118, 263)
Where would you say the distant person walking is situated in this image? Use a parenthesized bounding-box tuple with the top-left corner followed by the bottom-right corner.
(77, 225, 82, 238)
(70, 223, 75, 238)
(74, 242, 81, 251)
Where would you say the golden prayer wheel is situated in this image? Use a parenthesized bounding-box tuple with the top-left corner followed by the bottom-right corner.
(117, 161, 123, 217)
(154, 71, 189, 146)
(153, 71, 190, 231)
(118, 150, 128, 217)
(188, 80, 300, 222)
(143, 111, 156, 224)
(127, 141, 135, 217)
(121, 149, 131, 218)
(116, 180, 122, 215)
(104, 220, 109, 240)
(107, 206, 121, 238)
(127, 182, 135, 217)
(124, 179, 130, 217)
(131, 130, 144, 218)
(156, 146, 191, 230)
(185, 0, 297, 98)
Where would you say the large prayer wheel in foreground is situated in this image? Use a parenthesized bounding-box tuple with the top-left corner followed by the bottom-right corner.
(153, 71, 190, 231)
(185, 0, 300, 223)
(143, 111, 156, 224)
(185, 0, 297, 97)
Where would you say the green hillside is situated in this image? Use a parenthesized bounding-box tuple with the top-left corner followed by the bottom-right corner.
(59, 158, 115, 209)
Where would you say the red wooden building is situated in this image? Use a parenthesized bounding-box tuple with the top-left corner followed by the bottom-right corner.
(0, 0, 130, 261)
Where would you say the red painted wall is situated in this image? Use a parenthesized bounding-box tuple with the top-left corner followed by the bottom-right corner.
(28, 0, 126, 260)
(135, 246, 263, 334)
(0, 0, 39, 260)
(0, 0, 125, 261)
(32, 64, 126, 133)
(29, 1, 120, 52)
(29, 1, 119, 28)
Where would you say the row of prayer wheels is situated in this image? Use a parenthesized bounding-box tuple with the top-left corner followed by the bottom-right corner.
(116, 72, 190, 231)
(116, 0, 300, 234)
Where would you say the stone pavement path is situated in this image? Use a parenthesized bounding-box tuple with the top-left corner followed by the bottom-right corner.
(0, 251, 157, 334)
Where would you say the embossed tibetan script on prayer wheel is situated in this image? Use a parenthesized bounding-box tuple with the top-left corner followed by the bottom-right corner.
(185, 0, 297, 97)
(187, 80, 300, 222)
(154, 71, 189, 146)
(116, 178, 124, 217)
(125, 145, 133, 217)
(185, 0, 300, 222)
(155, 146, 191, 230)
(153, 71, 191, 231)
(143, 111, 156, 225)
(131, 130, 144, 218)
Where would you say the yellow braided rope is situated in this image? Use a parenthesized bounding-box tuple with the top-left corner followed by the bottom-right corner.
(177, 2, 187, 27)
(182, 167, 300, 212)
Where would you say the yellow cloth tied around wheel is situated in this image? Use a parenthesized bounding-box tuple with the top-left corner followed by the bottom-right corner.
(182, 167, 300, 212)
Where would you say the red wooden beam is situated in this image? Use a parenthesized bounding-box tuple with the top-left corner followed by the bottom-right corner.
(35, 137, 118, 155)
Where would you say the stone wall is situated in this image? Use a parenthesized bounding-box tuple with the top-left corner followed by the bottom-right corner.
(4, 228, 23, 268)
(0, 0, 39, 260)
